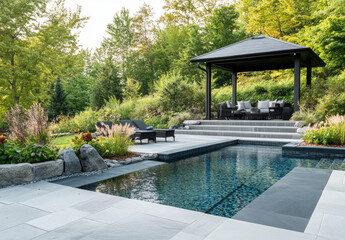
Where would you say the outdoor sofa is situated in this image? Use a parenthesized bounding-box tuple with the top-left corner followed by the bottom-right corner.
(133, 120, 175, 142)
(218, 100, 293, 120)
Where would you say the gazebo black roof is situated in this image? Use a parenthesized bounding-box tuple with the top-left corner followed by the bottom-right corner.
(190, 34, 325, 72)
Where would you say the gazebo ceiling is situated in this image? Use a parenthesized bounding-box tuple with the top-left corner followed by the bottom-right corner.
(190, 34, 326, 72)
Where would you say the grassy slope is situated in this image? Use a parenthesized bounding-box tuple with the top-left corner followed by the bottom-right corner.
(53, 134, 78, 149)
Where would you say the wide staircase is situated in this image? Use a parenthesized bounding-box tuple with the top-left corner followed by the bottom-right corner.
(176, 120, 302, 139)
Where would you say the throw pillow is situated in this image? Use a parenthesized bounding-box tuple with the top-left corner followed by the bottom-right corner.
(226, 101, 233, 108)
(244, 101, 252, 109)
(237, 101, 245, 111)
(269, 101, 277, 108)
(277, 100, 285, 107)
(258, 100, 269, 109)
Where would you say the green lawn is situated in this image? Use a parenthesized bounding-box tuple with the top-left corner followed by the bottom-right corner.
(53, 134, 78, 149)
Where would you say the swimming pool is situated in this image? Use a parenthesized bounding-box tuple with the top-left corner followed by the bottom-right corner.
(81, 144, 345, 218)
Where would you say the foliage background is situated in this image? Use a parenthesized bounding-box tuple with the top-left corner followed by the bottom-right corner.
(1, 0, 345, 129)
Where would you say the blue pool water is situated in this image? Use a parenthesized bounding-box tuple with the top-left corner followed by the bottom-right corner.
(83, 145, 345, 218)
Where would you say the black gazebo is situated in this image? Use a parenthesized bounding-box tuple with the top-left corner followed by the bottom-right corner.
(190, 34, 326, 120)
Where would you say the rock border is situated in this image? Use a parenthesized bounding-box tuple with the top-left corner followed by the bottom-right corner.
(0, 152, 158, 189)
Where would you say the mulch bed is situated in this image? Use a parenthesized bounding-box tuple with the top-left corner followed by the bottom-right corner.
(299, 142, 345, 148)
(107, 152, 141, 161)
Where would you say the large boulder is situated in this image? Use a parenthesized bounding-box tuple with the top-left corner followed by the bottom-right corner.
(79, 144, 108, 172)
(0, 163, 34, 187)
(58, 147, 82, 174)
(32, 160, 64, 181)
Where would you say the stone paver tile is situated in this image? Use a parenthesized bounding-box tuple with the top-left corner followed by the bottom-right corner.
(319, 190, 345, 206)
(170, 232, 205, 240)
(112, 198, 204, 224)
(326, 171, 345, 186)
(315, 202, 345, 217)
(23, 181, 69, 192)
(304, 211, 324, 235)
(0, 186, 50, 203)
(71, 193, 125, 213)
(21, 187, 98, 212)
(204, 219, 317, 240)
(0, 204, 48, 231)
(26, 208, 88, 231)
(86, 207, 135, 224)
(0, 224, 46, 240)
(182, 214, 226, 237)
(319, 214, 345, 240)
(81, 212, 186, 240)
(33, 219, 109, 240)
(31, 231, 88, 240)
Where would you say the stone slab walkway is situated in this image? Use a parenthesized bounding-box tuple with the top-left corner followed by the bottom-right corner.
(0, 180, 317, 240)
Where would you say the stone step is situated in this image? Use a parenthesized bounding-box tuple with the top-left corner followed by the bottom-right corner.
(194, 120, 299, 127)
(176, 129, 301, 139)
(188, 125, 298, 133)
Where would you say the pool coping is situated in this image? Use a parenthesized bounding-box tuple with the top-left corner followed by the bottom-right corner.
(282, 142, 345, 158)
(233, 167, 333, 232)
(157, 139, 291, 162)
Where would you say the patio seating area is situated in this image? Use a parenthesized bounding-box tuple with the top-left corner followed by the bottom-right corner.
(217, 100, 293, 120)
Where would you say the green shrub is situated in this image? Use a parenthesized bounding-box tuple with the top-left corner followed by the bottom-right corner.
(168, 112, 194, 127)
(291, 107, 319, 126)
(303, 115, 345, 145)
(316, 93, 345, 120)
(0, 140, 58, 164)
(90, 135, 133, 158)
(53, 108, 101, 134)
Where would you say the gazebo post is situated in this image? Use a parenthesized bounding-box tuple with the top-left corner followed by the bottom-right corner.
(205, 63, 212, 120)
(232, 71, 237, 106)
(294, 54, 301, 112)
(306, 65, 312, 88)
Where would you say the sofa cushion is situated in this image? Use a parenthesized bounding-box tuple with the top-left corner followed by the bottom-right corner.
(277, 100, 285, 107)
(269, 100, 278, 108)
(258, 100, 270, 109)
(238, 101, 245, 111)
(244, 101, 252, 109)
(226, 101, 233, 108)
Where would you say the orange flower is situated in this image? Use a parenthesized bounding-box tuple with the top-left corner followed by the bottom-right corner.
(0, 135, 7, 145)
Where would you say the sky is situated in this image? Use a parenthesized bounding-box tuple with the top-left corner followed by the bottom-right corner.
(64, 0, 165, 50)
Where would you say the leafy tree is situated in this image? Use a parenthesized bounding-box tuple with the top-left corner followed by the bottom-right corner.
(161, 0, 226, 25)
(91, 58, 123, 109)
(0, 0, 87, 118)
(64, 74, 92, 115)
(47, 78, 68, 120)
(105, 8, 134, 79)
(123, 78, 141, 100)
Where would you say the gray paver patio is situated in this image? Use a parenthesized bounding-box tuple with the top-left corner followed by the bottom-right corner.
(0, 134, 343, 239)
(0, 177, 334, 240)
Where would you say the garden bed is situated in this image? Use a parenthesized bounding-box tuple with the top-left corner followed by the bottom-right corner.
(299, 142, 345, 148)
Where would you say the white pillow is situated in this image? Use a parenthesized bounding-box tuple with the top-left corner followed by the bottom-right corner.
(226, 101, 232, 108)
(258, 100, 269, 109)
(269, 101, 277, 108)
(244, 101, 252, 109)
(237, 101, 245, 110)
(277, 100, 285, 107)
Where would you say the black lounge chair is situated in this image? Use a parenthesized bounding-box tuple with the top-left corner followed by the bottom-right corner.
(133, 120, 175, 142)
(119, 120, 156, 144)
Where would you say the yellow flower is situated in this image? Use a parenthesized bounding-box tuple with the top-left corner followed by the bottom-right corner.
(101, 144, 104, 147)
(106, 150, 109, 153)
